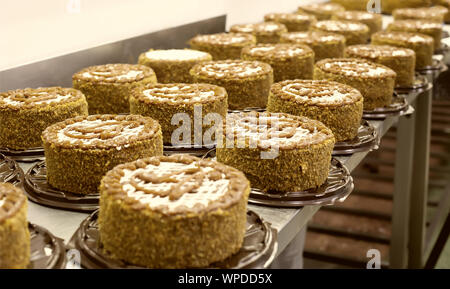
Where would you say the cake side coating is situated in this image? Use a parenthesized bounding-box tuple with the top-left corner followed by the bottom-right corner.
(0, 183, 29, 269)
(98, 154, 250, 268)
(387, 20, 443, 51)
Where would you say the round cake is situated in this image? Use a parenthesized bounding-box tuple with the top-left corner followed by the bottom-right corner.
(387, 20, 443, 52)
(130, 83, 228, 145)
(98, 154, 250, 268)
(0, 87, 88, 150)
(311, 20, 370, 46)
(431, 2, 450, 22)
(371, 31, 434, 69)
(332, 10, 383, 36)
(189, 33, 256, 60)
(314, 58, 397, 110)
(393, 7, 447, 23)
(297, 2, 345, 20)
(42, 114, 163, 195)
(138, 49, 212, 83)
(329, 0, 369, 11)
(216, 112, 335, 192)
(267, 80, 363, 142)
(0, 183, 29, 269)
(241, 43, 314, 82)
(72, 64, 157, 114)
(382, 0, 432, 14)
(190, 60, 273, 110)
(280, 31, 346, 62)
(345, 44, 416, 87)
(229, 22, 288, 44)
(264, 12, 316, 32)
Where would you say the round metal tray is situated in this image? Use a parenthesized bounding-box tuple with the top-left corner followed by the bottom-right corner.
(417, 57, 448, 77)
(28, 223, 66, 269)
(24, 161, 99, 212)
(395, 73, 432, 95)
(362, 94, 410, 120)
(228, 107, 266, 113)
(248, 158, 353, 207)
(68, 210, 277, 269)
(163, 143, 216, 158)
(333, 120, 379, 156)
(0, 147, 44, 163)
(0, 153, 24, 186)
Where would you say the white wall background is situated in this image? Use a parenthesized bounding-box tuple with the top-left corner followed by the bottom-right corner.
(1, 0, 321, 71)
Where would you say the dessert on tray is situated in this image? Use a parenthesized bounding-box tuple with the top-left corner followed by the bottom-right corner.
(0, 183, 29, 269)
(130, 83, 228, 145)
(189, 33, 256, 60)
(280, 31, 346, 62)
(190, 60, 273, 110)
(371, 31, 434, 69)
(314, 58, 397, 110)
(393, 6, 448, 23)
(297, 2, 345, 20)
(229, 22, 288, 43)
(311, 20, 370, 46)
(267, 80, 363, 142)
(264, 12, 316, 32)
(332, 10, 383, 36)
(345, 44, 416, 87)
(0, 87, 88, 150)
(387, 20, 443, 51)
(381, 0, 432, 14)
(216, 112, 335, 192)
(138, 49, 212, 83)
(42, 114, 163, 195)
(98, 154, 250, 268)
(73, 64, 157, 114)
(241, 43, 314, 82)
(329, 0, 370, 11)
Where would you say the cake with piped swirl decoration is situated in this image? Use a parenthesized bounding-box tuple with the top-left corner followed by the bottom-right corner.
(73, 63, 157, 114)
(387, 20, 443, 51)
(267, 80, 363, 141)
(314, 58, 396, 110)
(0, 183, 29, 269)
(190, 60, 273, 109)
(229, 22, 288, 44)
(345, 44, 415, 87)
(371, 31, 434, 69)
(98, 154, 250, 268)
(189, 33, 256, 60)
(332, 10, 383, 36)
(42, 114, 163, 195)
(216, 112, 335, 192)
(280, 30, 346, 62)
(241, 43, 314, 82)
(0, 87, 88, 150)
(311, 20, 370, 45)
(130, 83, 228, 144)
